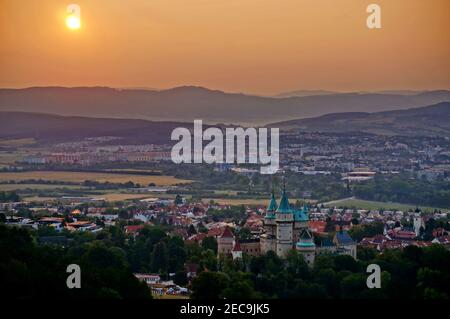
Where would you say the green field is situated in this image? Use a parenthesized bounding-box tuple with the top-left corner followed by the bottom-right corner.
(202, 197, 314, 206)
(323, 198, 448, 212)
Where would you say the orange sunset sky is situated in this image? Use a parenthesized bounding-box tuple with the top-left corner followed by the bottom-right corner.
(0, 0, 449, 95)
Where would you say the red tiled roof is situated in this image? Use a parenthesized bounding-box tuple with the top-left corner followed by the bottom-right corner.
(432, 228, 447, 237)
(412, 241, 433, 247)
(189, 233, 207, 243)
(125, 225, 145, 233)
(66, 221, 91, 227)
(220, 226, 234, 238)
(388, 229, 416, 240)
(39, 217, 64, 222)
(309, 221, 326, 233)
(207, 227, 224, 237)
(360, 234, 390, 245)
(383, 240, 403, 249)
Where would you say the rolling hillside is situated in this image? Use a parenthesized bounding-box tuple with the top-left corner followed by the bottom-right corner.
(270, 102, 450, 136)
(1, 102, 449, 146)
(1, 87, 449, 125)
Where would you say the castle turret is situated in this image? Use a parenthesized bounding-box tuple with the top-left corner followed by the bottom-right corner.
(267, 191, 278, 212)
(231, 240, 243, 260)
(260, 191, 277, 254)
(296, 229, 316, 266)
(275, 186, 294, 257)
(293, 204, 309, 242)
(217, 226, 234, 257)
(413, 209, 424, 237)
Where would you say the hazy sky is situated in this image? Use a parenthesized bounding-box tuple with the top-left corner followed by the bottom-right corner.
(1, 0, 449, 95)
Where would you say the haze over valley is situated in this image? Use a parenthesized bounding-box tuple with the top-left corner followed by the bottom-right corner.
(1, 87, 449, 125)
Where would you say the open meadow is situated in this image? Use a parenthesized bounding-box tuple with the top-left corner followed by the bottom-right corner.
(202, 197, 314, 206)
(322, 198, 448, 212)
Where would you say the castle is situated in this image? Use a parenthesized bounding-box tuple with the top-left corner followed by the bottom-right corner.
(259, 187, 316, 265)
(218, 186, 357, 266)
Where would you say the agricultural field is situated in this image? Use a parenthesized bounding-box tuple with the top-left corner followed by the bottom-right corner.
(92, 193, 151, 201)
(0, 184, 87, 191)
(0, 138, 36, 147)
(202, 197, 313, 206)
(323, 198, 448, 212)
(22, 196, 57, 203)
(22, 192, 160, 203)
(0, 139, 38, 164)
(0, 171, 192, 186)
(213, 190, 239, 196)
(0, 152, 24, 165)
(107, 168, 163, 173)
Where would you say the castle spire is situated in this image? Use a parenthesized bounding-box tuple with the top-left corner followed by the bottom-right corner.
(267, 190, 278, 212)
(276, 177, 291, 213)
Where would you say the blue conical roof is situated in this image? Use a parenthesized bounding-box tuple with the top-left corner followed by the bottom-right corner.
(294, 204, 309, 221)
(267, 191, 278, 212)
(276, 188, 291, 214)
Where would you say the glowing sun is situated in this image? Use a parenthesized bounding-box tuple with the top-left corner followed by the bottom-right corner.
(66, 15, 81, 30)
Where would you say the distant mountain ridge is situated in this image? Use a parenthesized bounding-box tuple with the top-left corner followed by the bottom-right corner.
(273, 89, 427, 98)
(273, 90, 339, 98)
(0, 86, 449, 125)
(0, 112, 192, 145)
(0, 102, 449, 145)
(269, 102, 450, 137)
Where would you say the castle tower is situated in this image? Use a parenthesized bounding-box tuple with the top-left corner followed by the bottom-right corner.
(296, 228, 316, 267)
(413, 209, 424, 237)
(275, 185, 294, 257)
(260, 191, 278, 254)
(293, 204, 309, 242)
(217, 226, 234, 257)
(231, 239, 243, 260)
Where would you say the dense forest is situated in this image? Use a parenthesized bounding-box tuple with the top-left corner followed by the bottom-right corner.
(353, 175, 450, 208)
(0, 225, 151, 299)
(191, 245, 450, 299)
(1, 223, 449, 299)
